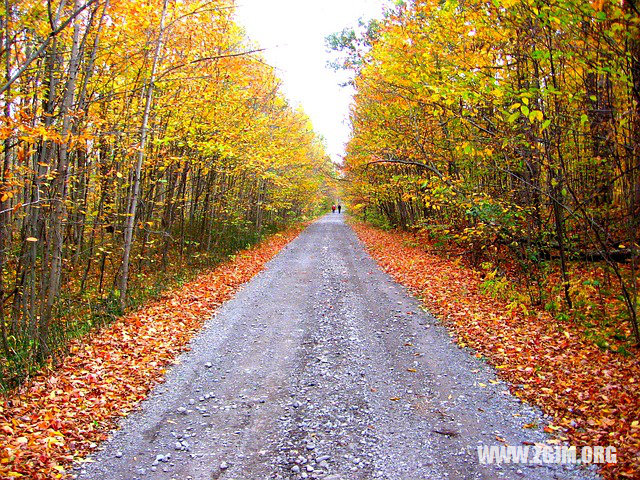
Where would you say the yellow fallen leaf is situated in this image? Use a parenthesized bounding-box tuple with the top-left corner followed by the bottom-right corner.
(407, 368, 417, 372)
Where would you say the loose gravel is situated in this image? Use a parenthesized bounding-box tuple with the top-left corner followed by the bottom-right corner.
(75, 214, 599, 480)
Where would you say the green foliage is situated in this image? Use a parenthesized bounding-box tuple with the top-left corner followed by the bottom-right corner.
(326, 18, 381, 71)
(341, 0, 640, 343)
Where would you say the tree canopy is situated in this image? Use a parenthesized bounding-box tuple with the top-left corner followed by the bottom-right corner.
(0, 0, 334, 386)
(337, 0, 640, 344)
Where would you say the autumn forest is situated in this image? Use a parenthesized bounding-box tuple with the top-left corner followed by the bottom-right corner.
(338, 0, 640, 343)
(0, 0, 334, 387)
(1, 0, 640, 479)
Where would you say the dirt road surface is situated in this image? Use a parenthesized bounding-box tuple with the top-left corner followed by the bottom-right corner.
(77, 214, 596, 480)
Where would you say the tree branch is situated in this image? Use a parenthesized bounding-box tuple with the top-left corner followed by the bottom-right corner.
(0, 0, 102, 96)
(156, 48, 267, 80)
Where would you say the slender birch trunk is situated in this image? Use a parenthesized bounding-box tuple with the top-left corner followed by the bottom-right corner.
(119, 0, 169, 310)
(40, 0, 83, 359)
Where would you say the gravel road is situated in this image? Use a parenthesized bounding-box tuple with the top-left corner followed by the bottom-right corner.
(76, 214, 598, 480)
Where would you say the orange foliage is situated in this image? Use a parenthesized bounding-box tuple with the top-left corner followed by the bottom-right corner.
(0, 226, 304, 479)
(353, 221, 640, 479)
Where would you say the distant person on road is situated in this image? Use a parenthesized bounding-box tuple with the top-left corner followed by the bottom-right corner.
(337, 204, 342, 214)
(332, 204, 336, 213)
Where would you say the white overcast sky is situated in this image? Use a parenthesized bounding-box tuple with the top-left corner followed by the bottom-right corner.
(234, 0, 385, 164)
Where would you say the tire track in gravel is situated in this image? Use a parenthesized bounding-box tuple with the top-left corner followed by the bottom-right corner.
(76, 214, 599, 480)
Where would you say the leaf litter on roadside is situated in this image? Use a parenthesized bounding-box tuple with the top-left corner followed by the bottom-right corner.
(0, 226, 305, 480)
(352, 221, 640, 480)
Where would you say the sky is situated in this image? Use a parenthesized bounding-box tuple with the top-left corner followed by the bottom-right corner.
(234, 0, 385, 164)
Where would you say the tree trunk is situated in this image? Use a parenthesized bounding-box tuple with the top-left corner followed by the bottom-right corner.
(119, 0, 169, 311)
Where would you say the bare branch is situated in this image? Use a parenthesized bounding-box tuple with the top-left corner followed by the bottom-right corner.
(0, 0, 102, 96)
(156, 48, 267, 80)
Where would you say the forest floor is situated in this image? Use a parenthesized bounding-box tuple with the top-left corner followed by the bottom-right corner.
(48, 214, 599, 480)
